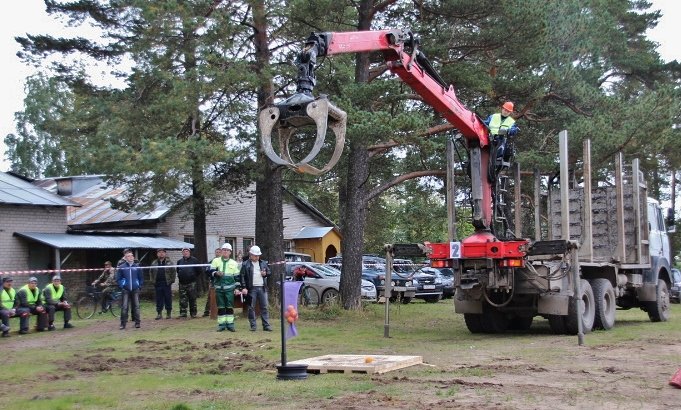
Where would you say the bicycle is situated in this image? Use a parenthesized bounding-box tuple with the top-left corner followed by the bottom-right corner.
(76, 286, 122, 319)
(298, 283, 319, 307)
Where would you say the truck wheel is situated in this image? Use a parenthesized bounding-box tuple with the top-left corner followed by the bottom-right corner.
(464, 313, 484, 333)
(401, 296, 412, 304)
(646, 279, 670, 322)
(508, 315, 533, 331)
(481, 304, 509, 333)
(592, 278, 616, 330)
(566, 279, 595, 335)
(548, 315, 567, 334)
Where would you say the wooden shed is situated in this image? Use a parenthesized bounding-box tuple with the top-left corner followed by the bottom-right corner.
(291, 227, 342, 263)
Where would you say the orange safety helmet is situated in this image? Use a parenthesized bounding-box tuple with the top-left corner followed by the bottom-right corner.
(501, 101, 514, 112)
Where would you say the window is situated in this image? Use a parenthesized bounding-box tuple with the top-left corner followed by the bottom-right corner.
(284, 241, 293, 252)
(183, 235, 195, 244)
(223, 237, 236, 250)
(243, 238, 253, 251)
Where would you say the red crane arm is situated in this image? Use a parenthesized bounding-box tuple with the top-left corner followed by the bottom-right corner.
(310, 30, 490, 146)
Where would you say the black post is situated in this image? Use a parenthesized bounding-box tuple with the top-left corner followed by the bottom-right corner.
(280, 265, 287, 366)
(276, 263, 307, 380)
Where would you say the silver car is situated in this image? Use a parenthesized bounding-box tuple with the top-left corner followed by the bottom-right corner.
(286, 262, 376, 305)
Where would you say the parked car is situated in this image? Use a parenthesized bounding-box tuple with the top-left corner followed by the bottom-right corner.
(328, 254, 386, 271)
(412, 267, 444, 303)
(435, 267, 455, 298)
(284, 262, 376, 304)
(328, 255, 416, 303)
(285, 251, 312, 262)
(671, 268, 681, 303)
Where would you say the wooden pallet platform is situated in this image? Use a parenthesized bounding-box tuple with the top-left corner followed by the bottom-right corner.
(287, 354, 422, 374)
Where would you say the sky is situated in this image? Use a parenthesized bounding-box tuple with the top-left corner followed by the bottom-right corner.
(1, 1, 680, 172)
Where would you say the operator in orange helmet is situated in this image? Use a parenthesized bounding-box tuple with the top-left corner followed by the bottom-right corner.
(484, 101, 519, 162)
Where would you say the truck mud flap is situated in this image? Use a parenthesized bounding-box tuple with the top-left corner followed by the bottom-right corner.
(454, 298, 482, 314)
(538, 293, 569, 315)
(636, 283, 657, 302)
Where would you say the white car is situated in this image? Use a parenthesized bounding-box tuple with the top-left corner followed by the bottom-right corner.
(285, 262, 376, 305)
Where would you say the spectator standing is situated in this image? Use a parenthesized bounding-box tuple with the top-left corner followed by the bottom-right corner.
(42, 275, 73, 330)
(0, 277, 17, 337)
(16, 277, 48, 333)
(176, 247, 201, 318)
(150, 249, 177, 320)
(209, 243, 241, 331)
(239, 246, 272, 332)
(92, 261, 118, 313)
(117, 250, 144, 330)
(203, 248, 222, 317)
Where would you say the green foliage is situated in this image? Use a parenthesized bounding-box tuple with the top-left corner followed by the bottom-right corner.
(6, 1, 681, 276)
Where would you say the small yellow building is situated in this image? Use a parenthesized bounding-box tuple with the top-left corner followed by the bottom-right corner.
(291, 227, 342, 263)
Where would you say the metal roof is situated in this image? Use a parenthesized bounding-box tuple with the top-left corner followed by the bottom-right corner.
(65, 182, 170, 226)
(34, 176, 170, 226)
(0, 173, 79, 207)
(14, 232, 194, 250)
(292, 226, 334, 239)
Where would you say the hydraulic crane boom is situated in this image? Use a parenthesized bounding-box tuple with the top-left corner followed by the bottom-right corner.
(259, 29, 493, 230)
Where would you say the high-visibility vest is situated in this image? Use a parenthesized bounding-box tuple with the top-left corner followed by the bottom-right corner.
(489, 113, 515, 135)
(19, 285, 41, 305)
(1, 288, 15, 309)
(42, 283, 65, 303)
(210, 257, 240, 288)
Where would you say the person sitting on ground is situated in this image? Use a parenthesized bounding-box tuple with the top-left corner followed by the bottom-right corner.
(42, 275, 73, 330)
(16, 277, 48, 334)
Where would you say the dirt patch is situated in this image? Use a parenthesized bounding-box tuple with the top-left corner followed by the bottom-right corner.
(54, 335, 273, 376)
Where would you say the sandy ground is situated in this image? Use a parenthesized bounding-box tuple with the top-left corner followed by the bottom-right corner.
(3, 313, 681, 409)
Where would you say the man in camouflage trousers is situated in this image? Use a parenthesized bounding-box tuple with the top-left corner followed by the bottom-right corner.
(176, 247, 202, 318)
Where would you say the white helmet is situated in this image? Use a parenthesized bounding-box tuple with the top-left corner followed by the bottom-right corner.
(249, 245, 262, 256)
(221, 243, 232, 251)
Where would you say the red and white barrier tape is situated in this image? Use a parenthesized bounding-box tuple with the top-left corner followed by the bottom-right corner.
(0, 263, 212, 276)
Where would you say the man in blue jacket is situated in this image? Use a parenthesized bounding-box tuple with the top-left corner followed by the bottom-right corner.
(116, 249, 144, 330)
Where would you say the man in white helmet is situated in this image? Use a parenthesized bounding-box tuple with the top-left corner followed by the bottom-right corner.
(208, 243, 242, 331)
(239, 245, 272, 331)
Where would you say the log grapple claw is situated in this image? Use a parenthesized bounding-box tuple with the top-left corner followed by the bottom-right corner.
(259, 93, 346, 175)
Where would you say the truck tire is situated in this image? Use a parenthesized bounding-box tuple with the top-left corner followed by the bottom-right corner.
(646, 279, 670, 322)
(591, 278, 616, 330)
(565, 279, 595, 335)
(508, 315, 533, 331)
(548, 315, 567, 334)
(481, 304, 509, 333)
(464, 313, 484, 333)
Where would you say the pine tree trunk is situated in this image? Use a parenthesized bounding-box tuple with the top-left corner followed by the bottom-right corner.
(339, 0, 373, 310)
(252, 0, 284, 297)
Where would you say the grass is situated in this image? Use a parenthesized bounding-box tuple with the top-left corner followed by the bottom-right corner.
(2, 297, 681, 409)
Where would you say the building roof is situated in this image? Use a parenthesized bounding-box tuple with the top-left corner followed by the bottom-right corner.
(14, 232, 193, 250)
(37, 176, 170, 227)
(0, 172, 79, 207)
(292, 226, 335, 239)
